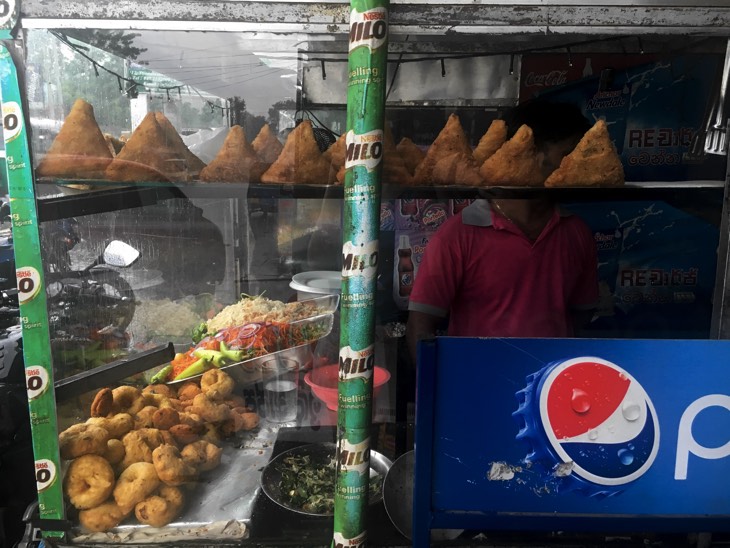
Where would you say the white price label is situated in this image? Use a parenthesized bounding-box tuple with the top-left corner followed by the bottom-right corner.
(35, 459, 57, 492)
(16, 266, 41, 304)
(0, 0, 14, 27)
(2, 99, 22, 142)
(26, 365, 49, 399)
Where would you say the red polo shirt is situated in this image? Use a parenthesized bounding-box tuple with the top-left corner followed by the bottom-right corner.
(408, 200, 598, 338)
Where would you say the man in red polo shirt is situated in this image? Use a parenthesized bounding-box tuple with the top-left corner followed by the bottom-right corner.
(406, 102, 599, 360)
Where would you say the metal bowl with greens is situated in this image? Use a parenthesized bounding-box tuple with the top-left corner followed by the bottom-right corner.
(260, 443, 392, 516)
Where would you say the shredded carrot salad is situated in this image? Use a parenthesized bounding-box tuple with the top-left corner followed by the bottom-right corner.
(168, 319, 326, 381)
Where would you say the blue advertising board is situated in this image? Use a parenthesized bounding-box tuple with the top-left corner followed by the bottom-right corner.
(537, 54, 726, 182)
(563, 200, 720, 339)
(413, 338, 730, 545)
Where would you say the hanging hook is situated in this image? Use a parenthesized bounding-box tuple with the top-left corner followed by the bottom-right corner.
(441, 58, 446, 77)
(321, 60, 327, 80)
(509, 54, 515, 76)
(177, 86, 182, 99)
(566, 47, 573, 68)
(166, 88, 171, 102)
(637, 37, 644, 54)
(92, 64, 99, 77)
(116, 76, 123, 94)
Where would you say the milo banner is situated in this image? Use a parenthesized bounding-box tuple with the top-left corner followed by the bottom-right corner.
(334, 0, 389, 545)
(0, 44, 65, 535)
(0, 0, 18, 40)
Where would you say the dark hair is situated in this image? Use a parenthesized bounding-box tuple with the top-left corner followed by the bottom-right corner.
(503, 100, 591, 149)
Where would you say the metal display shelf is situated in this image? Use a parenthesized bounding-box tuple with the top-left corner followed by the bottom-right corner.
(17, 0, 730, 36)
(36, 180, 726, 222)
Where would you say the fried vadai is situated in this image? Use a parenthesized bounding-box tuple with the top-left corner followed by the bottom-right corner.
(121, 428, 166, 468)
(168, 424, 200, 446)
(78, 501, 130, 532)
(102, 438, 125, 465)
(87, 413, 134, 439)
(177, 412, 205, 433)
(220, 407, 259, 437)
(134, 406, 158, 430)
(113, 462, 160, 513)
(200, 369, 235, 401)
(142, 392, 173, 409)
(152, 407, 180, 431)
(177, 381, 202, 401)
(134, 485, 185, 528)
(159, 429, 179, 449)
(142, 384, 177, 399)
(64, 454, 115, 510)
(112, 386, 145, 415)
(152, 444, 198, 486)
(181, 440, 223, 472)
(59, 423, 109, 460)
(201, 423, 222, 446)
(190, 393, 230, 423)
(90, 388, 113, 417)
(223, 395, 246, 409)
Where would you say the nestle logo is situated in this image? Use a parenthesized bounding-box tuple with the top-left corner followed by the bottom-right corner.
(362, 11, 383, 20)
(525, 70, 568, 88)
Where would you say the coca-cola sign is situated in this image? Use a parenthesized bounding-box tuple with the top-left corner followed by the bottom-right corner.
(524, 70, 568, 88)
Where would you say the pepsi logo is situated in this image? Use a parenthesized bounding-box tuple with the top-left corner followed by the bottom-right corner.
(538, 357, 660, 487)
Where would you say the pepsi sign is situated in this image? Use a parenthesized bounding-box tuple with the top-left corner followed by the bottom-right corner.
(514, 357, 660, 496)
(414, 337, 730, 532)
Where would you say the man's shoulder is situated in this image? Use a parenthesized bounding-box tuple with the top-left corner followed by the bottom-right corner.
(555, 213, 595, 248)
(558, 210, 592, 231)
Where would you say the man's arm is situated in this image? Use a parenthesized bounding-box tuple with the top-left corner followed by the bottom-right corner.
(406, 310, 443, 367)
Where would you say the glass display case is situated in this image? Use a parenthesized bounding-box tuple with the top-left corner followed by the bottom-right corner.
(1, 1, 730, 546)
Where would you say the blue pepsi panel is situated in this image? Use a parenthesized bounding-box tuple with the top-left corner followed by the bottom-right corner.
(421, 338, 730, 521)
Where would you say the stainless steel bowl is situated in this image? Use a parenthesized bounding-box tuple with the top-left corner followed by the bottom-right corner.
(260, 442, 392, 516)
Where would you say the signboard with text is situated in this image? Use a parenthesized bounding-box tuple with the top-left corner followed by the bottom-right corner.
(414, 337, 730, 544)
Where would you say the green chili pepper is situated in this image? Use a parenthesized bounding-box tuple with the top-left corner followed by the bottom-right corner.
(192, 348, 226, 368)
(191, 322, 209, 344)
(174, 357, 207, 380)
(150, 364, 172, 384)
(219, 341, 248, 363)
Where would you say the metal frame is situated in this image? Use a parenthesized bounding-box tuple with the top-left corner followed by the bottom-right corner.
(18, 1, 730, 36)
(710, 119, 730, 338)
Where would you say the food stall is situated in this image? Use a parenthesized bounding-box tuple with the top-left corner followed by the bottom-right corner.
(0, 0, 729, 546)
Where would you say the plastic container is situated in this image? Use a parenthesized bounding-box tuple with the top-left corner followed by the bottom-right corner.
(304, 364, 391, 411)
(289, 270, 342, 301)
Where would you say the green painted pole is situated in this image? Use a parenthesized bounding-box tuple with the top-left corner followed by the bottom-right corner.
(0, 43, 65, 538)
(333, 0, 389, 546)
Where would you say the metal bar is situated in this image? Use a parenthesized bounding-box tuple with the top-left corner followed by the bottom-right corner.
(18, 2, 730, 36)
(709, 118, 730, 339)
(412, 338, 438, 547)
(54, 343, 175, 402)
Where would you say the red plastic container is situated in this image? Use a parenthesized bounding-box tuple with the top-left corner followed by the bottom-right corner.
(304, 364, 391, 411)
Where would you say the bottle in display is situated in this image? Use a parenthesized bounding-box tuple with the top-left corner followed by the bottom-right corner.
(400, 198, 419, 217)
(397, 235, 414, 297)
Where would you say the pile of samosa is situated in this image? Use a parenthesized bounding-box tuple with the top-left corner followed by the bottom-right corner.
(37, 98, 624, 187)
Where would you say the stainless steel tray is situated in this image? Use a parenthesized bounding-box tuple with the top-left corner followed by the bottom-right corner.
(167, 312, 334, 387)
(165, 294, 339, 386)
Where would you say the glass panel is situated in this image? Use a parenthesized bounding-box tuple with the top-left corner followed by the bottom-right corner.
(22, 26, 404, 545)
(12, 23, 727, 546)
